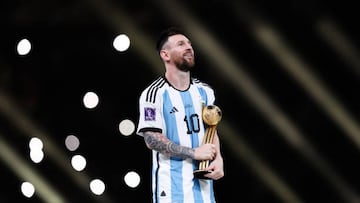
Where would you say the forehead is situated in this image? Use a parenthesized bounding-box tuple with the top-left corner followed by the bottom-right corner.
(167, 34, 190, 44)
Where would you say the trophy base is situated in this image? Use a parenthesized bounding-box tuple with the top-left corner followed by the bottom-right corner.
(193, 169, 211, 179)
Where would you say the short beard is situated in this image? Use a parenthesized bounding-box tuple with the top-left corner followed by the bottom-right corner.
(175, 59, 195, 72)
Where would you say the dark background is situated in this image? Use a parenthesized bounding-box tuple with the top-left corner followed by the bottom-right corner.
(1, 0, 360, 202)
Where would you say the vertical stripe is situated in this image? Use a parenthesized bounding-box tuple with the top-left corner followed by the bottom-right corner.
(180, 90, 204, 202)
(197, 86, 208, 106)
(180, 91, 199, 147)
(210, 180, 214, 203)
(154, 151, 160, 203)
(163, 90, 184, 201)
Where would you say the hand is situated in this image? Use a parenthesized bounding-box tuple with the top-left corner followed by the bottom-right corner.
(194, 143, 216, 161)
(204, 156, 224, 180)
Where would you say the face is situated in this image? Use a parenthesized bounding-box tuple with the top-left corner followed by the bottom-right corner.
(162, 34, 195, 72)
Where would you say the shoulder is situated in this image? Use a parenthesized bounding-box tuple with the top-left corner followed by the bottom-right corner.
(191, 77, 214, 90)
(191, 77, 216, 105)
(140, 76, 168, 103)
(142, 76, 167, 92)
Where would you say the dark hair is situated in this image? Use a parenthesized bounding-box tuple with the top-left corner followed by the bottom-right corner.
(156, 27, 186, 53)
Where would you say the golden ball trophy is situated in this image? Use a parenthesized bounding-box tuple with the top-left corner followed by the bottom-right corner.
(193, 104, 222, 179)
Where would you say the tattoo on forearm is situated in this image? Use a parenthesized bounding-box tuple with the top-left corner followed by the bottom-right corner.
(144, 132, 194, 159)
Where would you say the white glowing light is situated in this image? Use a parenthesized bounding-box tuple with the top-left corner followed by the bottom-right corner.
(30, 149, 44, 163)
(83, 91, 99, 109)
(71, 154, 87, 171)
(124, 171, 140, 188)
(119, 119, 135, 136)
(29, 137, 43, 150)
(21, 182, 35, 198)
(17, 38, 32, 56)
(113, 34, 130, 52)
(89, 179, 105, 195)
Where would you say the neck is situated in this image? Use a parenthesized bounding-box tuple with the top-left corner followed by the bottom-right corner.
(165, 66, 190, 91)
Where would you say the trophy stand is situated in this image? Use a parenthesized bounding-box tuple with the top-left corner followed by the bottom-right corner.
(193, 105, 222, 179)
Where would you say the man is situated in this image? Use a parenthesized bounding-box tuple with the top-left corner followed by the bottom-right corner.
(136, 27, 224, 203)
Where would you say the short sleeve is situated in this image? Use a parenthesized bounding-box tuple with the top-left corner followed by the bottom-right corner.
(136, 86, 164, 136)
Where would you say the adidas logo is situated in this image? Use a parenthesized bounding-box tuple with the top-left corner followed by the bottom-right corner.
(160, 190, 166, 196)
(170, 106, 178, 114)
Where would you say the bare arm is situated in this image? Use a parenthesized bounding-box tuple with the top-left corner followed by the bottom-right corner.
(143, 131, 216, 160)
(143, 131, 195, 159)
(212, 131, 222, 161)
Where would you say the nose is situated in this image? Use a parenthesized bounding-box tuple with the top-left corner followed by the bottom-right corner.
(184, 41, 193, 49)
(185, 43, 193, 51)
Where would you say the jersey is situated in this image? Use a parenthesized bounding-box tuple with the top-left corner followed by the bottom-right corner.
(137, 76, 216, 203)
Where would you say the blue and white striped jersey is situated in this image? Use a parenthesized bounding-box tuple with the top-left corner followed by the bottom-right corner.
(137, 76, 216, 203)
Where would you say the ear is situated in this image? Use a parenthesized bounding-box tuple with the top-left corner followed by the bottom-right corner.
(160, 49, 170, 61)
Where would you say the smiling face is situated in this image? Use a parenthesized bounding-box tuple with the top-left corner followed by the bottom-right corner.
(161, 34, 195, 72)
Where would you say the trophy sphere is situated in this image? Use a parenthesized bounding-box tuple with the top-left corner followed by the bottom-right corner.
(202, 105, 222, 126)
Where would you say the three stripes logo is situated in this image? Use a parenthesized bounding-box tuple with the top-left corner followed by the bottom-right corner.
(170, 106, 178, 114)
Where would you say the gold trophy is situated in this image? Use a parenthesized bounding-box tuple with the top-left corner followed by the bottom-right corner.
(193, 104, 222, 179)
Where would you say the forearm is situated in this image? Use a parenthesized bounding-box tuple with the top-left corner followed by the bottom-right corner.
(213, 132, 223, 160)
(143, 131, 195, 159)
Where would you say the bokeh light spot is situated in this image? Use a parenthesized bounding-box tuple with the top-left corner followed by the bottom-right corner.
(17, 38, 32, 56)
(89, 179, 105, 195)
(119, 119, 135, 136)
(83, 91, 99, 109)
(65, 135, 80, 151)
(124, 171, 141, 188)
(113, 34, 130, 52)
(21, 182, 35, 198)
(71, 154, 87, 171)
